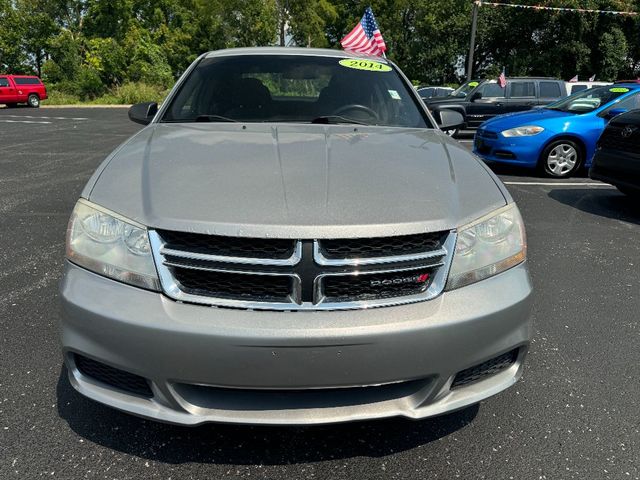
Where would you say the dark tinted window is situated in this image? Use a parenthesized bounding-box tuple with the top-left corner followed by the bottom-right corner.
(163, 55, 429, 128)
(13, 77, 41, 85)
(510, 82, 535, 97)
(571, 85, 587, 94)
(0, 78, 9, 87)
(418, 87, 435, 98)
(539, 82, 562, 98)
(547, 86, 635, 113)
(603, 91, 640, 112)
(480, 83, 506, 97)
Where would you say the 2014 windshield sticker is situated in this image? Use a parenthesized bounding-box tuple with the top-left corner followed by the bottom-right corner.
(610, 87, 630, 93)
(339, 59, 392, 72)
(388, 90, 401, 99)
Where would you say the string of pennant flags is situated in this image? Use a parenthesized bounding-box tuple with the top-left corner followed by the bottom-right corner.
(479, 1, 638, 16)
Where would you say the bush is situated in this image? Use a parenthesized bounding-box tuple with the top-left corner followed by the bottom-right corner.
(44, 89, 81, 105)
(75, 66, 106, 99)
(111, 82, 168, 104)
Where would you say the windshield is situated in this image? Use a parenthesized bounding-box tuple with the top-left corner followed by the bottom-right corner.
(162, 55, 430, 128)
(545, 86, 634, 113)
(451, 80, 481, 98)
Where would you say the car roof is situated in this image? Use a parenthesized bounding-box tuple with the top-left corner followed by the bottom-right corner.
(204, 47, 391, 63)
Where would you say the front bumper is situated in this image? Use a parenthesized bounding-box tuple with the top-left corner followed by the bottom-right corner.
(473, 132, 548, 167)
(590, 149, 640, 192)
(60, 261, 533, 425)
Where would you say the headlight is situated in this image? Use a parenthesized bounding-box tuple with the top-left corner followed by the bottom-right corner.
(446, 204, 526, 290)
(501, 126, 544, 137)
(66, 199, 160, 290)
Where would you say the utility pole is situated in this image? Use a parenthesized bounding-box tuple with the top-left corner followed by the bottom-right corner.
(467, 0, 480, 80)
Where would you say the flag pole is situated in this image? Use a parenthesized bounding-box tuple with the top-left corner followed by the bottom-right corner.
(467, 0, 480, 80)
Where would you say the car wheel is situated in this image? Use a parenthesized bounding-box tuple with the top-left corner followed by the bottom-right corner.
(27, 94, 40, 108)
(443, 128, 458, 138)
(541, 140, 582, 178)
(616, 186, 640, 198)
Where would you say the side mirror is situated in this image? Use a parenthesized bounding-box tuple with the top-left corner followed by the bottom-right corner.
(128, 102, 158, 125)
(470, 91, 482, 101)
(605, 108, 628, 120)
(438, 110, 465, 131)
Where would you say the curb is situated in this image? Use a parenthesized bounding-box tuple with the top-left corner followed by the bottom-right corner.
(41, 104, 132, 108)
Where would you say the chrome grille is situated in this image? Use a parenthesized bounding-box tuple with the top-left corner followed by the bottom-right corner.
(150, 230, 455, 311)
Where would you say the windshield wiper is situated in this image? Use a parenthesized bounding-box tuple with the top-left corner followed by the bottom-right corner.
(310, 115, 370, 126)
(194, 114, 239, 123)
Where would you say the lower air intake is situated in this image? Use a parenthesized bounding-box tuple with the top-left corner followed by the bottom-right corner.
(74, 354, 153, 398)
(451, 349, 519, 389)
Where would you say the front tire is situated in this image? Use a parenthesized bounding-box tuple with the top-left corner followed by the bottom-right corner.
(27, 94, 40, 108)
(540, 139, 582, 178)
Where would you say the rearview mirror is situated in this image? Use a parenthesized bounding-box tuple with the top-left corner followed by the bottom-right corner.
(470, 91, 482, 101)
(128, 102, 158, 125)
(605, 108, 628, 120)
(438, 110, 465, 131)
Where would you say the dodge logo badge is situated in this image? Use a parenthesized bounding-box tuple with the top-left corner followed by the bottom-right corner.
(370, 273, 430, 287)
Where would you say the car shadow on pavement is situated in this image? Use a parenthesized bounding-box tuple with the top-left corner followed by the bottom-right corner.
(548, 188, 640, 225)
(56, 367, 478, 465)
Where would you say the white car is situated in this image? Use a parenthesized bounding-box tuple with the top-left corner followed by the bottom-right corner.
(566, 81, 611, 95)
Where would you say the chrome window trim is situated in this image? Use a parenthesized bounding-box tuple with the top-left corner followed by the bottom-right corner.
(313, 240, 447, 266)
(160, 240, 302, 266)
(149, 230, 457, 311)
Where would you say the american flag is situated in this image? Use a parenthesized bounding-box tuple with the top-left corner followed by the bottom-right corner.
(498, 70, 507, 88)
(340, 7, 387, 56)
(569, 75, 578, 82)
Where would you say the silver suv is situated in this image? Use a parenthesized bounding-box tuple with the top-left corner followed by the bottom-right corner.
(60, 48, 532, 425)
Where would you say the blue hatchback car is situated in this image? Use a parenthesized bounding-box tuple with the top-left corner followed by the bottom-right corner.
(473, 83, 640, 177)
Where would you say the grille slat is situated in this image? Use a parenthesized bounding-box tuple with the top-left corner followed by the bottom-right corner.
(318, 233, 444, 260)
(598, 126, 640, 153)
(151, 230, 453, 310)
(171, 266, 294, 303)
(321, 268, 433, 302)
(157, 229, 296, 259)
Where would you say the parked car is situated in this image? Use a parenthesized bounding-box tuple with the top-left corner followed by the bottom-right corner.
(448, 79, 483, 98)
(425, 77, 568, 137)
(417, 85, 454, 100)
(473, 83, 640, 177)
(590, 109, 640, 197)
(0, 75, 47, 107)
(566, 81, 611, 95)
(59, 47, 532, 426)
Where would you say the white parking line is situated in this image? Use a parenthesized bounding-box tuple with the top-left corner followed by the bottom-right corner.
(0, 114, 87, 120)
(0, 119, 51, 124)
(503, 181, 611, 186)
(458, 140, 474, 143)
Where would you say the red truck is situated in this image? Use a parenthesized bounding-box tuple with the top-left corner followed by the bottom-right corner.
(0, 75, 47, 108)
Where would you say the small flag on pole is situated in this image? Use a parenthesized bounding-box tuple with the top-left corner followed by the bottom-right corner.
(340, 7, 387, 56)
(589, 74, 596, 82)
(498, 69, 507, 88)
(569, 75, 579, 82)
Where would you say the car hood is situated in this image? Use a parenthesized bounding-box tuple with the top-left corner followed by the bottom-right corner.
(425, 96, 466, 107)
(86, 123, 507, 238)
(480, 108, 575, 130)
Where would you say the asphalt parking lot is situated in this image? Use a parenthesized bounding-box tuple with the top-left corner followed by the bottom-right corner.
(1, 106, 639, 479)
